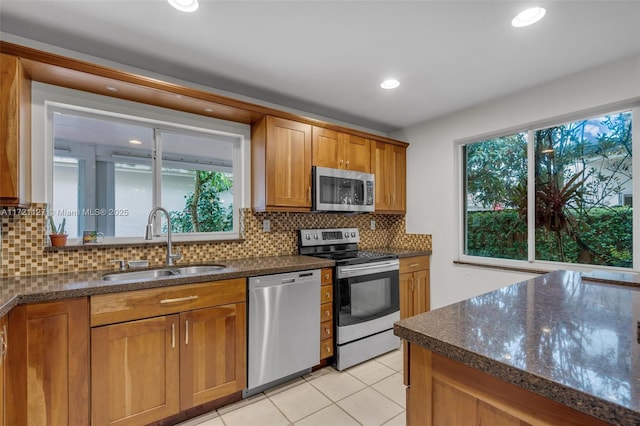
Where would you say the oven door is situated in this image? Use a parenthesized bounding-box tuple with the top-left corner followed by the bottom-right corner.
(336, 260, 399, 328)
(312, 166, 374, 212)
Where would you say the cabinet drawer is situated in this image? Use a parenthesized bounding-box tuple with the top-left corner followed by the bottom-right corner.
(320, 338, 334, 359)
(321, 268, 333, 285)
(91, 278, 246, 326)
(320, 320, 333, 340)
(399, 255, 429, 274)
(320, 303, 333, 322)
(321, 285, 333, 303)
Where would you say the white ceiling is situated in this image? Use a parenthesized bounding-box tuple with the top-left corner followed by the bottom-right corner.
(1, 0, 639, 133)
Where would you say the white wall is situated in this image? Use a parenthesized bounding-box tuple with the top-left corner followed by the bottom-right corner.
(393, 54, 640, 309)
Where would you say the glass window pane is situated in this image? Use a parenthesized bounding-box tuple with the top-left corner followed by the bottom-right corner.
(114, 162, 153, 237)
(52, 111, 154, 238)
(464, 133, 528, 260)
(160, 131, 234, 234)
(534, 111, 633, 267)
(52, 156, 79, 237)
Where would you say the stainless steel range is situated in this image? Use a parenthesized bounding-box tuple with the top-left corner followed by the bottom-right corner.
(298, 228, 400, 370)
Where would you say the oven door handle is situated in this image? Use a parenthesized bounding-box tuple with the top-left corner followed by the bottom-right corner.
(338, 260, 399, 278)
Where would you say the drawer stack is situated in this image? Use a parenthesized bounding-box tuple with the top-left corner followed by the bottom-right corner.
(320, 268, 334, 359)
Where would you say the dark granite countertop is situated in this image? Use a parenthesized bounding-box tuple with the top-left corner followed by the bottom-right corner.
(394, 270, 640, 426)
(0, 255, 334, 317)
(374, 248, 431, 258)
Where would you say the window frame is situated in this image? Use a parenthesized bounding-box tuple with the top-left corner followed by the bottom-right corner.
(37, 85, 247, 245)
(457, 103, 640, 273)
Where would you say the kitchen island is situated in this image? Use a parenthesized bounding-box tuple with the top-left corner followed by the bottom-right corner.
(394, 270, 640, 426)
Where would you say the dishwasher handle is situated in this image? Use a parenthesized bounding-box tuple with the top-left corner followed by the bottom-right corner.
(249, 270, 320, 290)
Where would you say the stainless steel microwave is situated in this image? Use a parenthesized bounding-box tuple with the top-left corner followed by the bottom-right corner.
(312, 166, 375, 212)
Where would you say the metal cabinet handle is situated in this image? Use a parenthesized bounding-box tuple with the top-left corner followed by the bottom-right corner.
(325, 292, 331, 299)
(185, 320, 189, 345)
(324, 273, 330, 281)
(345, 160, 350, 167)
(307, 186, 311, 202)
(325, 346, 331, 353)
(160, 295, 198, 304)
(339, 159, 344, 165)
(324, 328, 331, 336)
(171, 323, 175, 349)
(325, 310, 330, 317)
(409, 263, 419, 267)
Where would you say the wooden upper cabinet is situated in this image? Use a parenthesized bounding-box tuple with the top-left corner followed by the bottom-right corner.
(0, 53, 31, 208)
(371, 141, 406, 213)
(252, 116, 312, 211)
(312, 127, 370, 172)
(6, 298, 89, 426)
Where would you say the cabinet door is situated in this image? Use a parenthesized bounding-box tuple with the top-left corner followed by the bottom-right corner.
(7, 298, 89, 426)
(312, 127, 341, 169)
(399, 272, 414, 320)
(91, 315, 180, 426)
(180, 303, 246, 410)
(414, 269, 430, 315)
(266, 116, 312, 208)
(388, 144, 406, 212)
(0, 315, 6, 426)
(0, 53, 31, 207)
(343, 134, 371, 172)
(371, 141, 391, 210)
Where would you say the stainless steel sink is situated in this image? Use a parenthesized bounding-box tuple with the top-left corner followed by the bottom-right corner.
(102, 264, 225, 281)
(172, 265, 225, 275)
(102, 268, 176, 281)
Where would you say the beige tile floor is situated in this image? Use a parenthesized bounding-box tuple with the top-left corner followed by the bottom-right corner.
(178, 349, 405, 426)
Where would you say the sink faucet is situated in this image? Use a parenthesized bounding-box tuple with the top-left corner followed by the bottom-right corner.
(145, 207, 182, 266)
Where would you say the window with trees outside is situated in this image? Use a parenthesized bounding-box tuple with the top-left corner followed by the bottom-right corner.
(463, 109, 635, 269)
(51, 108, 240, 242)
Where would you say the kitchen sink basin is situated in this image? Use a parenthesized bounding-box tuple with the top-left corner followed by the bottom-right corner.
(102, 264, 226, 281)
(102, 269, 176, 281)
(171, 265, 225, 275)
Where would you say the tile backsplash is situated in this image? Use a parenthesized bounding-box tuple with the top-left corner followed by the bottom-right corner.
(1, 204, 431, 278)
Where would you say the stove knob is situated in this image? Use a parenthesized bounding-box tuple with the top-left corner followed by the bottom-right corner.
(305, 233, 311, 240)
(351, 231, 356, 237)
(314, 233, 319, 239)
(344, 232, 349, 238)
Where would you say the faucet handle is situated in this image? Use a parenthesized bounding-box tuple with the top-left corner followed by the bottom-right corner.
(111, 259, 126, 270)
(170, 248, 182, 261)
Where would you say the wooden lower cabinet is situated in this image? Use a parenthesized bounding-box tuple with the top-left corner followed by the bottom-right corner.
(180, 303, 246, 409)
(0, 315, 6, 426)
(319, 268, 334, 361)
(91, 315, 180, 426)
(406, 344, 610, 426)
(6, 297, 90, 425)
(90, 279, 247, 426)
(399, 255, 430, 320)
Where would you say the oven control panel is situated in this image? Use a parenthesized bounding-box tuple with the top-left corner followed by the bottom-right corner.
(299, 228, 359, 246)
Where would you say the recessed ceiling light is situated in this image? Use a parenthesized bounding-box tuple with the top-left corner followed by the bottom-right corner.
(168, 0, 198, 12)
(512, 7, 546, 27)
(129, 139, 142, 145)
(380, 79, 400, 90)
(105, 86, 118, 92)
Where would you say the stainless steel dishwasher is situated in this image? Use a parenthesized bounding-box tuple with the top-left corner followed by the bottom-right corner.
(244, 269, 320, 397)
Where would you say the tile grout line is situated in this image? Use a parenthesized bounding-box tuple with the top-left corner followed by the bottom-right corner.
(203, 352, 405, 426)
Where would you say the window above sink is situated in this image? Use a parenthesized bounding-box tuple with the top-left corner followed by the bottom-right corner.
(33, 83, 251, 245)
